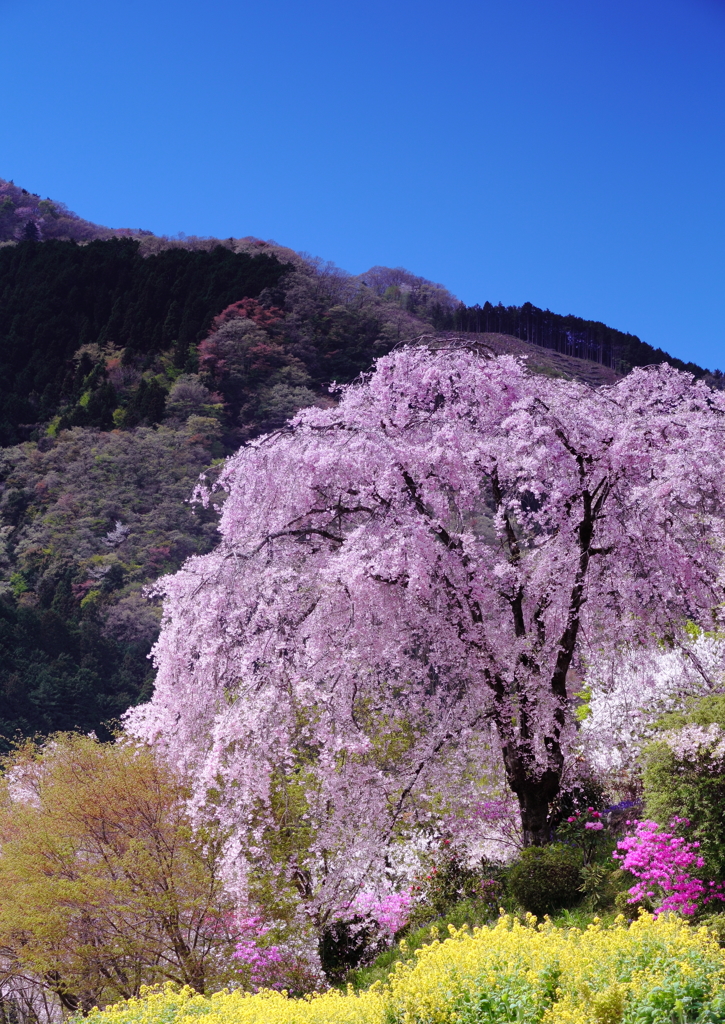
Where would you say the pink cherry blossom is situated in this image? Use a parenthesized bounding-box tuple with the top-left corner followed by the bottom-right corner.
(126, 346, 725, 922)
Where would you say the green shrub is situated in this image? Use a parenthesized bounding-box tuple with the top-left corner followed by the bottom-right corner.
(697, 912, 725, 947)
(407, 845, 503, 929)
(644, 695, 725, 882)
(507, 844, 583, 918)
(579, 862, 629, 911)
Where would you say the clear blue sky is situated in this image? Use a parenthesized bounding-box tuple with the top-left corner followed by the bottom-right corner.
(1, 0, 724, 367)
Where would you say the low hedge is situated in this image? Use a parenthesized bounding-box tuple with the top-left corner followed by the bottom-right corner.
(506, 843, 584, 918)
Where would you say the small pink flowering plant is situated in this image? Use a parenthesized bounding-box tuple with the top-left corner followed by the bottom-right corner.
(555, 806, 610, 864)
(341, 889, 413, 941)
(613, 818, 724, 916)
(232, 916, 322, 993)
(232, 916, 286, 991)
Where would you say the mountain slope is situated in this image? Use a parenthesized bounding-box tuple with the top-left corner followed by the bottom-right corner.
(0, 237, 289, 444)
(0, 178, 714, 746)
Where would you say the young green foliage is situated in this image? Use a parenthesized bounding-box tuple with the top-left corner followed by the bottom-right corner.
(0, 734, 238, 1014)
(644, 696, 725, 881)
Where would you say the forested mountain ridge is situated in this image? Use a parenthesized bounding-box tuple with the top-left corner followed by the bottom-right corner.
(0, 178, 717, 746)
(446, 300, 717, 380)
(0, 220, 449, 745)
(1, 179, 124, 243)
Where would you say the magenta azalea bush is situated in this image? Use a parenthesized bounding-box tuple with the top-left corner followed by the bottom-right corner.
(613, 818, 724, 916)
(343, 890, 413, 939)
(232, 893, 413, 991)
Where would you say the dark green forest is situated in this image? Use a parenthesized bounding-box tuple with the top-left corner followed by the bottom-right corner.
(0, 238, 290, 444)
(0, 230, 717, 747)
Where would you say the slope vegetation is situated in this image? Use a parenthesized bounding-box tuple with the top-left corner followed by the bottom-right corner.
(0, 179, 714, 745)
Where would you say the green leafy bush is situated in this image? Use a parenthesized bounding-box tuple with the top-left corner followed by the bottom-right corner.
(507, 844, 583, 918)
(644, 695, 725, 882)
(408, 844, 503, 928)
(579, 862, 629, 911)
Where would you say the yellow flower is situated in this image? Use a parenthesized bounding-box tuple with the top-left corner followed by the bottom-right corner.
(87, 914, 725, 1024)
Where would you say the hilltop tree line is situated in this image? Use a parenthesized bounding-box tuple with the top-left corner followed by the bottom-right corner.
(0, 178, 123, 244)
(360, 265, 719, 381)
(428, 300, 718, 381)
(0, 236, 717, 452)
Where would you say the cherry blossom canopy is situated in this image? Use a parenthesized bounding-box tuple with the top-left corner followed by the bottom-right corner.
(127, 345, 725, 907)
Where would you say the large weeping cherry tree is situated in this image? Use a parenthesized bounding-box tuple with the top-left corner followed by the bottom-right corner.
(127, 344, 725, 918)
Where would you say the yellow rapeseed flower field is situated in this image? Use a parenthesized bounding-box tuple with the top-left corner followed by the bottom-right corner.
(85, 913, 725, 1024)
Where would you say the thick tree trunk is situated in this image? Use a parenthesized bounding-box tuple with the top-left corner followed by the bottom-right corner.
(517, 783, 556, 847)
(499, 737, 563, 847)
